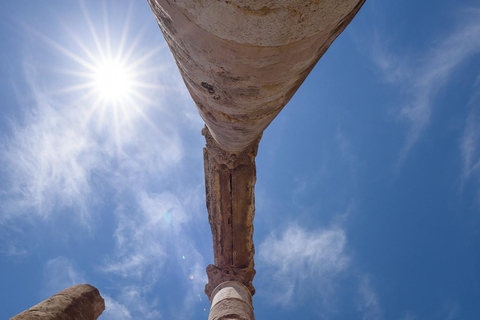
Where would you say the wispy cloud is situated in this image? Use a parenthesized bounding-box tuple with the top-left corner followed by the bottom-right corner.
(112, 286, 162, 320)
(402, 312, 418, 320)
(257, 217, 382, 319)
(336, 127, 359, 181)
(102, 191, 190, 279)
(460, 74, 480, 201)
(442, 302, 461, 320)
(356, 275, 382, 320)
(0, 242, 29, 258)
(0, 0, 195, 229)
(0, 75, 101, 223)
(42, 257, 85, 298)
(258, 224, 349, 307)
(101, 190, 208, 318)
(373, 8, 480, 165)
(102, 295, 133, 320)
(1, 3, 208, 318)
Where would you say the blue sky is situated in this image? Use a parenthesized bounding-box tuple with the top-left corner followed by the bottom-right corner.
(1, 1, 480, 319)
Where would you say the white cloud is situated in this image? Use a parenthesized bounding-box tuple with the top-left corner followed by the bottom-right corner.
(102, 191, 196, 279)
(460, 75, 480, 200)
(0, 243, 29, 258)
(402, 312, 418, 320)
(0, 0, 195, 228)
(356, 275, 382, 320)
(258, 224, 349, 306)
(114, 286, 162, 320)
(100, 189, 208, 319)
(443, 302, 461, 320)
(101, 295, 133, 320)
(373, 8, 480, 165)
(0, 91, 101, 223)
(1, 2, 208, 319)
(257, 220, 383, 319)
(42, 257, 85, 298)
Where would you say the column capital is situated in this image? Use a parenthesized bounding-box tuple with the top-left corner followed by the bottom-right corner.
(205, 264, 256, 299)
(202, 126, 261, 169)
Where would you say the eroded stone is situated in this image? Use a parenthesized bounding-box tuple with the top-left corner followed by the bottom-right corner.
(10, 284, 105, 320)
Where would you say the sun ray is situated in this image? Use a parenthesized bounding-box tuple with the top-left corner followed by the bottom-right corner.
(121, 24, 150, 64)
(23, 24, 96, 73)
(80, 0, 106, 62)
(80, 94, 105, 128)
(112, 103, 124, 158)
(116, 1, 134, 62)
(123, 96, 163, 135)
(130, 81, 183, 93)
(26, 1, 176, 158)
(102, 1, 112, 60)
(54, 82, 96, 95)
(65, 26, 100, 68)
(126, 47, 164, 74)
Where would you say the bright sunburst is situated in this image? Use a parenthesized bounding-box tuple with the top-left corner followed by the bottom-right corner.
(93, 59, 134, 103)
(28, 1, 169, 155)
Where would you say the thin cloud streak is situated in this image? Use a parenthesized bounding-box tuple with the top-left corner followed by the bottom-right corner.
(102, 191, 189, 279)
(0, 76, 101, 224)
(100, 189, 208, 319)
(460, 74, 480, 200)
(373, 8, 480, 166)
(0, 25, 187, 227)
(356, 275, 382, 320)
(102, 295, 133, 320)
(1, 2, 208, 319)
(257, 219, 383, 319)
(42, 257, 85, 298)
(258, 224, 349, 306)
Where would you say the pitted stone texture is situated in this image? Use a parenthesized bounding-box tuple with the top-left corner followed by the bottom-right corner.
(174, 0, 362, 46)
(203, 127, 258, 298)
(10, 284, 105, 320)
(209, 281, 254, 320)
(147, 0, 365, 151)
(205, 264, 255, 299)
(146, 2, 366, 319)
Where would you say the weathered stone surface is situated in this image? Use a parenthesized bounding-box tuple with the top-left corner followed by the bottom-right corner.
(205, 264, 256, 300)
(147, 0, 365, 152)
(10, 284, 105, 320)
(203, 126, 259, 298)
(146, 1, 366, 319)
(172, 0, 362, 47)
(208, 281, 254, 320)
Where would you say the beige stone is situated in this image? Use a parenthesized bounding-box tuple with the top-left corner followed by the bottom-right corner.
(209, 281, 254, 320)
(147, 0, 365, 151)
(203, 127, 258, 298)
(147, 1, 366, 319)
(10, 284, 105, 320)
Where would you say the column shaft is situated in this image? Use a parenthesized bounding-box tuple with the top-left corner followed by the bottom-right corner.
(208, 281, 254, 320)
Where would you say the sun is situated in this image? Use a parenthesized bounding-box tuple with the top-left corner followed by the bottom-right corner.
(93, 59, 134, 103)
(30, 0, 167, 157)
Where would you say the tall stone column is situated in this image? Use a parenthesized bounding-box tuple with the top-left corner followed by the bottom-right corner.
(202, 127, 259, 319)
(147, 1, 365, 319)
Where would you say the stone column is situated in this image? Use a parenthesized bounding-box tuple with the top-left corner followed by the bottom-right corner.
(146, 1, 366, 319)
(203, 127, 259, 301)
(10, 284, 105, 320)
(147, 0, 365, 152)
